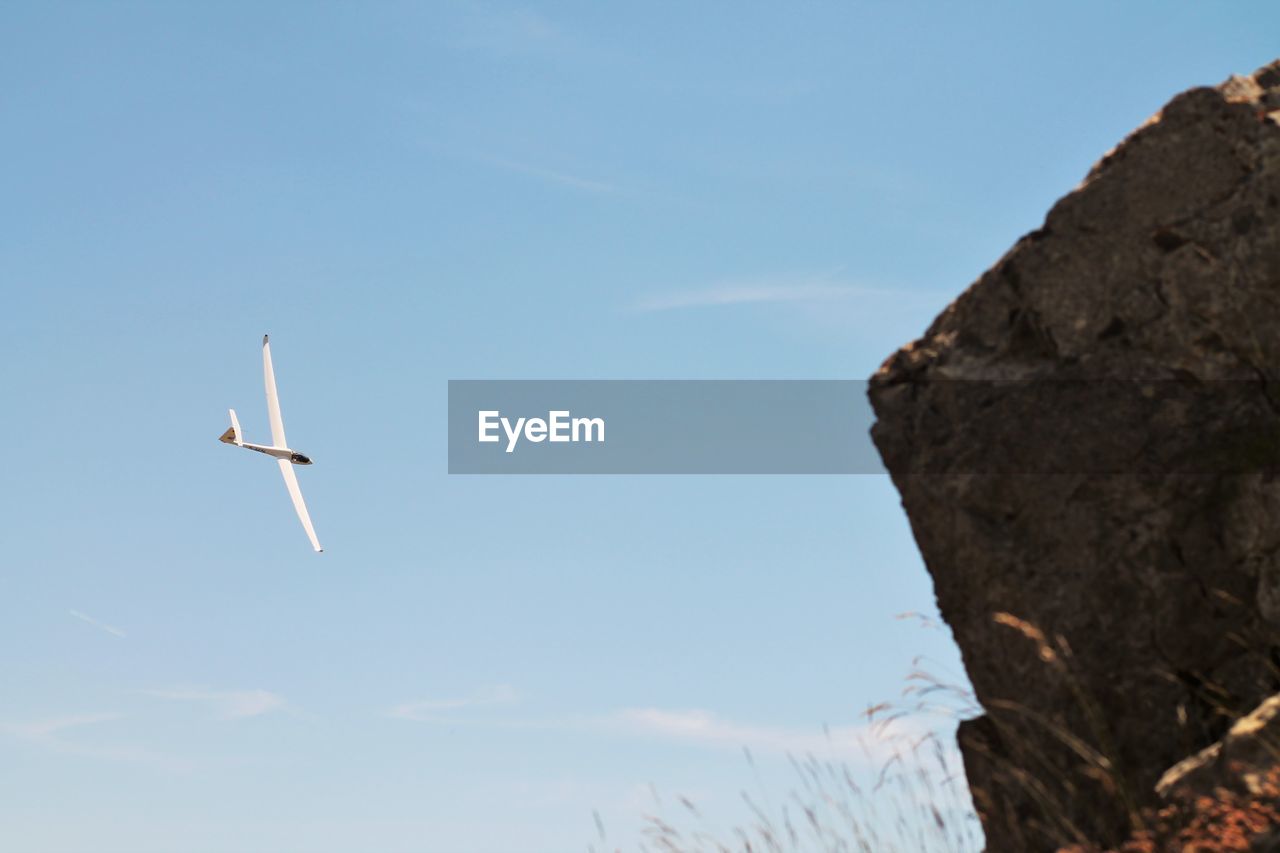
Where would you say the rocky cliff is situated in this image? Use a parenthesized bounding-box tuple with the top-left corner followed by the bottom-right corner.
(869, 60, 1280, 851)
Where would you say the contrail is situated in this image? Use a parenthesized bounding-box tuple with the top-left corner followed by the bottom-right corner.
(69, 609, 126, 638)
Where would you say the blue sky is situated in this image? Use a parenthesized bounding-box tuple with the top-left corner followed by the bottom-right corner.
(2, 3, 1277, 851)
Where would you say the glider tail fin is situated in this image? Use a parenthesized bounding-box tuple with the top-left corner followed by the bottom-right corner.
(219, 409, 244, 446)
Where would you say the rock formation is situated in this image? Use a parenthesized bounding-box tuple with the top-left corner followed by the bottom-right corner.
(869, 60, 1280, 851)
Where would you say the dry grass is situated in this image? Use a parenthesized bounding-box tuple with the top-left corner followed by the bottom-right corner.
(621, 732, 981, 853)
(591, 652, 984, 853)
(592, 610, 1280, 852)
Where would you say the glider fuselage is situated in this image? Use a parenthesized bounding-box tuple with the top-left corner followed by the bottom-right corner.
(238, 442, 313, 465)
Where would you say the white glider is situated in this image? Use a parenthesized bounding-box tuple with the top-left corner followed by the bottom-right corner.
(219, 335, 323, 552)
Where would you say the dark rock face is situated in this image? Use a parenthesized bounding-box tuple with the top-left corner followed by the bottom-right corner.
(869, 61, 1280, 851)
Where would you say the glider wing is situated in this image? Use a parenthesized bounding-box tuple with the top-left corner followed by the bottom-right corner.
(262, 335, 288, 449)
(277, 458, 322, 552)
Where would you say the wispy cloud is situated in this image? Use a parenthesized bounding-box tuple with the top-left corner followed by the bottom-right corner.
(486, 157, 616, 193)
(142, 687, 286, 720)
(601, 707, 917, 760)
(2, 712, 122, 741)
(631, 275, 914, 313)
(456, 8, 566, 55)
(0, 712, 174, 764)
(384, 693, 938, 767)
(386, 685, 520, 722)
(69, 609, 126, 638)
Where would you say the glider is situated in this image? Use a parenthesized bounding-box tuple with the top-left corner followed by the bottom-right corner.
(219, 335, 323, 552)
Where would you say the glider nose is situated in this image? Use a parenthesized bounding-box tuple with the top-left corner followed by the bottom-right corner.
(290, 453, 313, 465)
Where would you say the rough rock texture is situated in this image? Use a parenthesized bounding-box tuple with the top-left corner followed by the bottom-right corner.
(1157, 692, 1280, 803)
(1055, 694, 1280, 851)
(869, 61, 1280, 851)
